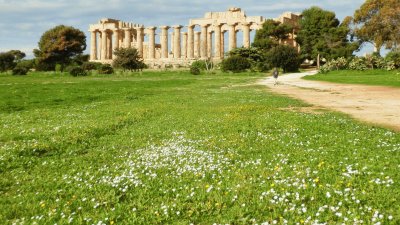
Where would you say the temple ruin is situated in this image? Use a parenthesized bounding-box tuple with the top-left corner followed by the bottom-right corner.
(89, 7, 301, 68)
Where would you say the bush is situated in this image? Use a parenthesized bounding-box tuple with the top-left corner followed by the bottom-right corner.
(349, 57, 368, 71)
(385, 61, 396, 71)
(69, 67, 87, 77)
(220, 56, 251, 73)
(55, 64, 62, 72)
(12, 67, 28, 75)
(255, 62, 271, 72)
(191, 60, 208, 71)
(34, 58, 55, 71)
(330, 57, 348, 70)
(15, 60, 34, 71)
(98, 64, 114, 74)
(365, 55, 386, 69)
(318, 57, 348, 73)
(265, 45, 301, 73)
(190, 66, 201, 75)
(318, 64, 331, 74)
(113, 47, 145, 71)
(82, 62, 102, 71)
(320, 55, 397, 73)
(386, 51, 400, 68)
(0, 52, 16, 72)
(229, 47, 268, 72)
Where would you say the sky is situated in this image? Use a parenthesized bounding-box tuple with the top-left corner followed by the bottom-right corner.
(0, 0, 372, 58)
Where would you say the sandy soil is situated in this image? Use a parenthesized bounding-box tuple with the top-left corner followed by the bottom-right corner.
(258, 71, 400, 131)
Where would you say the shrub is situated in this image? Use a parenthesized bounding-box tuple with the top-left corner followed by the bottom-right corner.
(220, 56, 251, 73)
(386, 51, 400, 68)
(229, 47, 268, 71)
(55, 64, 62, 72)
(191, 60, 208, 71)
(0, 52, 16, 72)
(365, 55, 385, 69)
(265, 45, 301, 73)
(349, 57, 368, 71)
(318, 64, 331, 74)
(82, 62, 102, 71)
(12, 67, 28, 75)
(98, 64, 114, 74)
(255, 62, 271, 72)
(113, 47, 145, 71)
(34, 58, 55, 71)
(15, 60, 34, 71)
(319, 57, 349, 73)
(330, 57, 348, 70)
(65, 65, 77, 73)
(69, 67, 87, 76)
(190, 66, 201, 75)
(385, 61, 396, 71)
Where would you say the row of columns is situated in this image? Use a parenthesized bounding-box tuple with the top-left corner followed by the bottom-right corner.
(90, 27, 145, 61)
(90, 22, 252, 61)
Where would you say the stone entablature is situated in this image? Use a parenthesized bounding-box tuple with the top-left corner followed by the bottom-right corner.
(89, 7, 301, 67)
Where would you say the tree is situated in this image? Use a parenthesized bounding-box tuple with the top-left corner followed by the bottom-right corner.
(253, 19, 293, 50)
(266, 45, 301, 73)
(220, 55, 251, 73)
(353, 0, 400, 54)
(113, 47, 145, 71)
(296, 7, 358, 65)
(229, 47, 269, 71)
(0, 50, 26, 72)
(34, 25, 86, 71)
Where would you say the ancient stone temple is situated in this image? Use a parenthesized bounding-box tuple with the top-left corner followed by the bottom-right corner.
(89, 7, 301, 68)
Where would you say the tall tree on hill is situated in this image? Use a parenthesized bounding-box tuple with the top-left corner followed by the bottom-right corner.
(296, 7, 358, 66)
(253, 19, 293, 50)
(353, 0, 400, 54)
(34, 25, 86, 71)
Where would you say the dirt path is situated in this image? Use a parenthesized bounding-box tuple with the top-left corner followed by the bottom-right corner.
(258, 71, 400, 131)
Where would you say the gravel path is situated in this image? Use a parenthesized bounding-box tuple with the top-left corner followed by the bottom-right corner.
(258, 71, 400, 131)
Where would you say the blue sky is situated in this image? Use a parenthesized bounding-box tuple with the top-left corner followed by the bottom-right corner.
(0, 0, 371, 58)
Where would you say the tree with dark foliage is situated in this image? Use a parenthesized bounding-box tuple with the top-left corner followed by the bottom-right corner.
(34, 25, 86, 71)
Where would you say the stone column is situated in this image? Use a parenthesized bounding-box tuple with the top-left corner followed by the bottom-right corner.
(106, 32, 112, 59)
(113, 29, 120, 59)
(160, 26, 169, 59)
(207, 31, 213, 58)
(124, 28, 131, 48)
(147, 26, 156, 59)
(200, 24, 209, 58)
(90, 30, 97, 60)
(194, 31, 201, 58)
(101, 30, 107, 61)
(99, 32, 102, 60)
(242, 22, 250, 48)
(182, 32, 187, 59)
(213, 25, 221, 59)
(136, 26, 144, 57)
(170, 32, 174, 57)
(173, 25, 182, 59)
(221, 30, 226, 59)
(228, 23, 237, 51)
(187, 25, 194, 58)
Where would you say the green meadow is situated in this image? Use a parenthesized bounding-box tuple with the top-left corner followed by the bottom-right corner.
(304, 70, 400, 87)
(0, 71, 399, 224)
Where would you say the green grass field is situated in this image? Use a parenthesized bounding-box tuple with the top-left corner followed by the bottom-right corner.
(0, 71, 399, 224)
(304, 70, 400, 87)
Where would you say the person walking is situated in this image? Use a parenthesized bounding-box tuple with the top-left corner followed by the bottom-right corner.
(272, 68, 279, 85)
